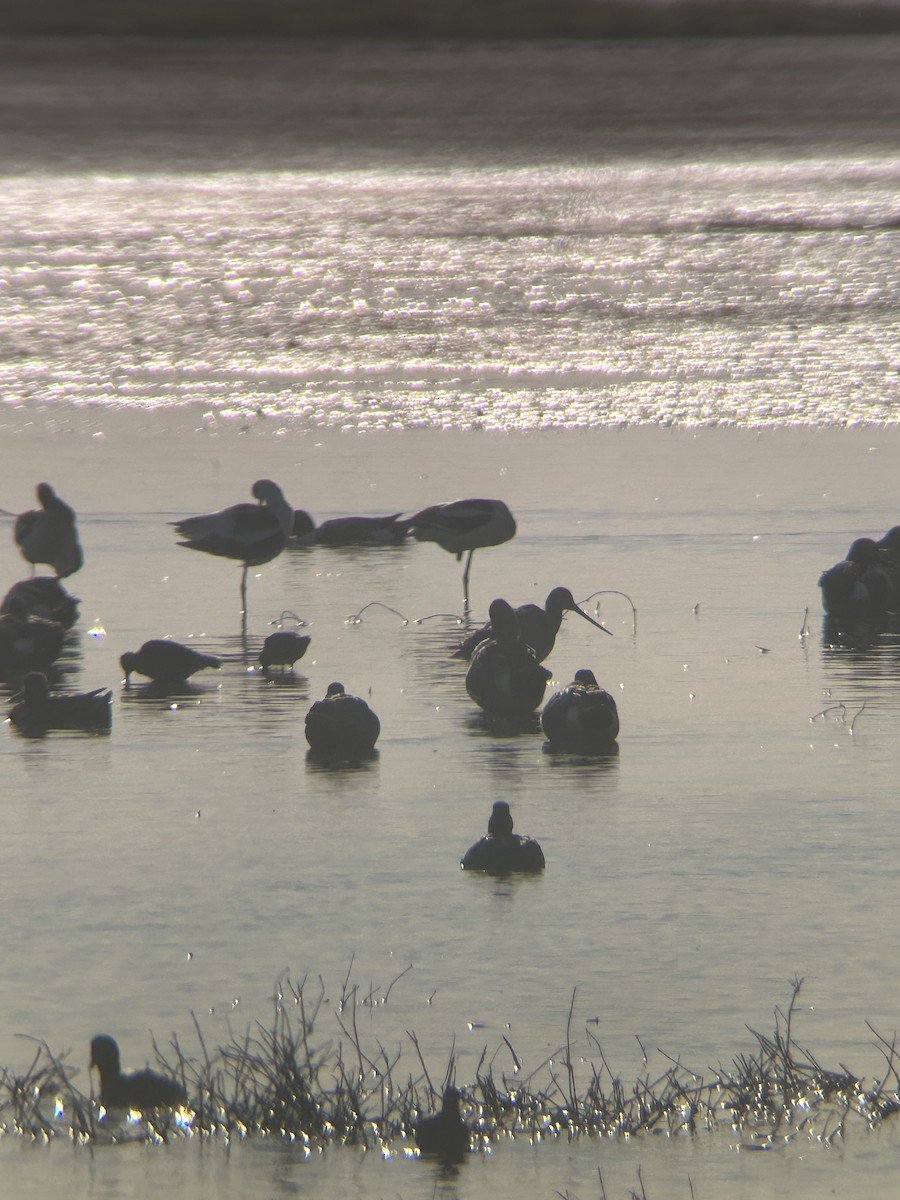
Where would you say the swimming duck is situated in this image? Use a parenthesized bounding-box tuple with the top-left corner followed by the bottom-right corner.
(464, 598, 552, 717)
(818, 536, 893, 621)
(1, 576, 80, 630)
(414, 1086, 470, 1161)
(305, 682, 381, 759)
(453, 586, 610, 662)
(171, 479, 293, 613)
(0, 602, 67, 677)
(90, 1035, 187, 1111)
(461, 801, 545, 874)
(258, 629, 311, 673)
(120, 639, 221, 687)
(405, 498, 516, 609)
(8, 672, 112, 733)
(541, 668, 619, 751)
(14, 483, 83, 578)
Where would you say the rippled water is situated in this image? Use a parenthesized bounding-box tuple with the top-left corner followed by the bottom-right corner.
(1, 33, 900, 1200)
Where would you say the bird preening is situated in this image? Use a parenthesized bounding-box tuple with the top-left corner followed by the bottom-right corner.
(406, 498, 516, 611)
(171, 479, 294, 619)
(13, 483, 83, 578)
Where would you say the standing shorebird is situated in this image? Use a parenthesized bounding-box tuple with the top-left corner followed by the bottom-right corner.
(464, 597, 551, 717)
(258, 629, 311, 674)
(171, 480, 293, 615)
(541, 668, 619, 751)
(453, 586, 611, 662)
(406, 498, 516, 609)
(14, 483, 83, 578)
(90, 1035, 187, 1111)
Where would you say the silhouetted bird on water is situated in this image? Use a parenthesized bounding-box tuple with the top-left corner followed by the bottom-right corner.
(1, 577, 79, 629)
(171, 479, 293, 613)
(90, 1035, 187, 1111)
(120, 639, 221, 687)
(461, 801, 545, 874)
(818, 536, 893, 622)
(414, 1086, 470, 1161)
(0, 601, 66, 677)
(8, 672, 112, 733)
(541, 668, 620, 752)
(406, 498, 516, 608)
(464, 598, 551, 718)
(305, 682, 381, 759)
(258, 629, 311, 674)
(453, 586, 610, 662)
(14, 483, 83, 578)
(292, 510, 408, 546)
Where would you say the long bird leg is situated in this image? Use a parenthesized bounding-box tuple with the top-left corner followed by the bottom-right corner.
(462, 548, 475, 611)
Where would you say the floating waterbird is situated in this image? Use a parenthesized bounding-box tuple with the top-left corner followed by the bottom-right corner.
(541, 668, 620, 751)
(464, 598, 551, 717)
(14, 483, 83, 577)
(171, 480, 293, 613)
(120, 639, 221, 687)
(8, 671, 112, 733)
(90, 1035, 187, 1111)
(413, 1086, 470, 1161)
(406, 498, 516, 608)
(1, 577, 79, 629)
(461, 800, 545, 874)
(818, 536, 893, 621)
(292, 510, 408, 546)
(258, 629, 311, 673)
(0, 602, 66, 676)
(305, 681, 381, 759)
(453, 586, 610, 662)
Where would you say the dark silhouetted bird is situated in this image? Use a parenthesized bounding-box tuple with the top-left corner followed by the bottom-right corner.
(120, 639, 221, 687)
(292, 510, 408, 546)
(464, 598, 551, 717)
(414, 1086, 470, 1161)
(1, 577, 79, 629)
(171, 479, 293, 613)
(461, 801, 545, 874)
(818, 536, 893, 621)
(14, 483, 83, 578)
(305, 682, 381, 759)
(406, 498, 516, 608)
(258, 629, 311, 673)
(8, 672, 111, 733)
(453, 586, 610, 662)
(541, 668, 619, 751)
(90, 1035, 187, 1111)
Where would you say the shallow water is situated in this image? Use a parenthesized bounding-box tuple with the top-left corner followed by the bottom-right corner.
(1, 33, 900, 1199)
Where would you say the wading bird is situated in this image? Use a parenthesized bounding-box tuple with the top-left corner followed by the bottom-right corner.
(14, 483, 83, 578)
(120, 639, 221, 687)
(258, 629, 311, 674)
(541, 668, 619, 752)
(464, 598, 551, 717)
(406, 498, 516, 609)
(90, 1035, 187, 1111)
(453, 586, 610, 662)
(171, 480, 293, 615)
(461, 800, 545, 874)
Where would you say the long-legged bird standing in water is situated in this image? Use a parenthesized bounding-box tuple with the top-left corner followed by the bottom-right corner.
(171, 480, 293, 622)
(406, 498, 515, 611)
